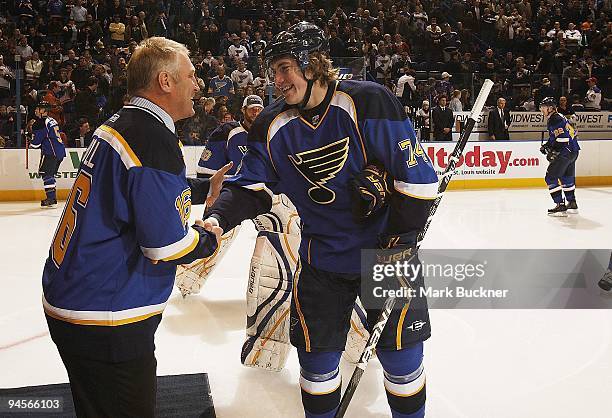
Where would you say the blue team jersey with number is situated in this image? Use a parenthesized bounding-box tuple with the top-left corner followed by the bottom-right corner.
(226, 80, 439, 273)
(546, 112, 580, 154)
(197, 121, 247, 176)
(29, 116, 66, 159)
(41, 101, 215, 360)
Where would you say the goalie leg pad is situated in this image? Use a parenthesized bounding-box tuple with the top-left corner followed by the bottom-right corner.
(241, 230, 300, 371)
(175, 225, 241, 297)
(342, 298, 371, 364)
(253, 194, 301, 235)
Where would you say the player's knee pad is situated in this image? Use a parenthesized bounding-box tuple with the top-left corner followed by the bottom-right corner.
(545, 175, 560, 189)
(298, 349, 342, 417)
(175, 224, 241, 297)
(342, 298, 371, 364)
(378, 342, 426, 417)
(241, 230, 300, 371)
(253, 194, 301, 235)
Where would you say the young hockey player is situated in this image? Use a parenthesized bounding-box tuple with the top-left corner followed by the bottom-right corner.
(203, 22, 438, 418)
(539, 97, 580, 216)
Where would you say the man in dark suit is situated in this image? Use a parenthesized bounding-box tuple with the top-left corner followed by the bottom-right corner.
(432, 96, 454, 141)
(488, 97, 511, 140)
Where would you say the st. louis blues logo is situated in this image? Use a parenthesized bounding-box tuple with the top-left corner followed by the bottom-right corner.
(288, 137, 350, 204)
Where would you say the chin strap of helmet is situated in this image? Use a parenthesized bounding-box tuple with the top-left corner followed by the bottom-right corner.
(299, 78, 315, 109)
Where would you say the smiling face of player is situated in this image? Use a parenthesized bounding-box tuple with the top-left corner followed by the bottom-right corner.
(270, 57, 308, 105)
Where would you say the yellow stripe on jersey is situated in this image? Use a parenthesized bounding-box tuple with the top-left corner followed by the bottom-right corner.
(96, 125, 142, 168)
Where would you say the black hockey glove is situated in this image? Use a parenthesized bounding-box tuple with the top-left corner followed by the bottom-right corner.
(540, 144, 560, 162)
(377, 232, 421, 290)
(349, 163, 392, 223)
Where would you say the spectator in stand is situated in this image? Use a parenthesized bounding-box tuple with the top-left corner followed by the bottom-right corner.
(436, 72, 454, 100)
(0, 56, 14, 104)
(208, 66, 234, 99)
(67, 117, 92, 147)
(231, 60, 253, 89)
(432, 95, 454, 141)
(584, 77, 602, 110)
(75, 76, 100, 125)
(109, 15, 126, 47)
(488, 97, 512, 140)
(227, 33, 248, 62)
(416, 100, 431, 142)
(16, 36, 34, 61)
(43, 81, 65, 127)
(395, 67, 416, 107)
(557, 96, 574, 117)
(449, 90, 463, 112)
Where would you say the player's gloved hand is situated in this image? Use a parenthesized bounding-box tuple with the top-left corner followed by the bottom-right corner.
(199, 217, 223, 246)
(539, 144, 550, 155)
(546, 148, 561, 162)
(349, 163, 392, 223)
(378, 232, 421, 291)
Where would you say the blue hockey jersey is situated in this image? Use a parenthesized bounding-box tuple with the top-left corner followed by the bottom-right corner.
(220, 80, 439, 273)
(42, 98, 217, 361)
(546, 112, 580, 154)
(29, 116, 66, 159)
(197, 121, 247, 176)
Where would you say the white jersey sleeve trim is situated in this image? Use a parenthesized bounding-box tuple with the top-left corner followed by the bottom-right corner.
(394, 180, 438, 200)
(140, 227, 200, 261)
(243, 182, 274, 197)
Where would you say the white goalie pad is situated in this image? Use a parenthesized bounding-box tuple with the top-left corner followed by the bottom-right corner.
(175, 225, 241, 297)
(253, 194, 301, 235)
(241, 230, 300, 371)
(343, 298, 371, 364)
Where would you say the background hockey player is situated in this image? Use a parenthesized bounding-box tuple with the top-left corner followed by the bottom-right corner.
(539, 97, 580, 217)
(27, 100, 65, 207)
(203, 22, 438, 418)
(196, 94, 264, 179)
(41, 37, 229, 417)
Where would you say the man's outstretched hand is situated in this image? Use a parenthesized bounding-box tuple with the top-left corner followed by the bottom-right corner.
(206, 162, 233, 207)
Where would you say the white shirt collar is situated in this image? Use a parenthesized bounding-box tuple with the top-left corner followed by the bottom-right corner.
(128, 96, 176, 134)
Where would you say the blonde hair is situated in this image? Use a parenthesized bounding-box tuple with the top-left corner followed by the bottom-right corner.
(127, 37, 190, 96)
(306, 52, 339, 84)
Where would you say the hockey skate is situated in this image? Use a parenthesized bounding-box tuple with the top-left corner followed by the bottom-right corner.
(566, 200, 578, 214)
(598, 270, 612, 292)
(547, 202, 567, 217)
(41, 198, 57, 208)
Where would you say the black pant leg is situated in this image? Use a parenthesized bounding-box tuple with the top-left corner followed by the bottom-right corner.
(59, 350, 157, 418)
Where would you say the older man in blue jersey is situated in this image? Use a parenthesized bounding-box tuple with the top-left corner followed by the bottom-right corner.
(41, 37, 229, 417)
(203, 22, 438, 418)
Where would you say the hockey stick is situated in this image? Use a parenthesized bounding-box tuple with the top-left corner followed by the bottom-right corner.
(335, 79, 494, 418)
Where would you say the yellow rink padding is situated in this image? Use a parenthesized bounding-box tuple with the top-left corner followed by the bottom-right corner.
(0, 189, 71, 201)
(1, 176, 611, 201)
